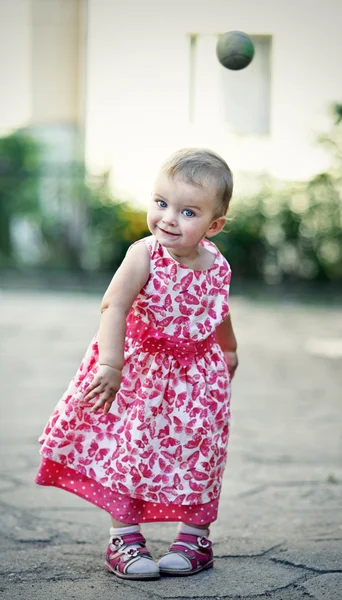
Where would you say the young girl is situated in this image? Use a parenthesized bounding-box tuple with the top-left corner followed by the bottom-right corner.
(35, 148, 238, 580)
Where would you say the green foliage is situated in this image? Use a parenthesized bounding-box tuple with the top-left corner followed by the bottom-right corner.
(331, 102, 342, 125)
(216, 105, 342, 282)
(85, 175, 150, 271)
(216, 175, 342, 282)
(0, 105, 341, 283)
(0, 131, 40, 263)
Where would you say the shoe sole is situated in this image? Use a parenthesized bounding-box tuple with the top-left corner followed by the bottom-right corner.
(159, 561, 214, 576)
(105, 561, 160, 580)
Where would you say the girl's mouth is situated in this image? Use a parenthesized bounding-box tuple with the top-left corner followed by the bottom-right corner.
(158, 227, 180, 237)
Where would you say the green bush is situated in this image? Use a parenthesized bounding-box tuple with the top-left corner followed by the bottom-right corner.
(216, 174, 342, 282)
(1, 105, 341, 283)
(85, 175, 150, 271)
(216, 105, 342, 282)
(0, 131, 40, 264)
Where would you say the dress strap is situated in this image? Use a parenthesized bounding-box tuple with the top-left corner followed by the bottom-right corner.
(127, 235, 157, 259)
(144, 235, 158, 258)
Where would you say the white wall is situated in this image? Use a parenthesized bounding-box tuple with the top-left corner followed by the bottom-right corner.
(0, 0, 31, 135)
(31, 0, 83, 125)
(0, 0, 86, 160)
(1, 0, 341, 202)
(86, 0, 342, 204)
(29, 0, 87, 163)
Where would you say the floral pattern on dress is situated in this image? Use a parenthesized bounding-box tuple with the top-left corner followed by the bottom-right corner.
(39, 236, 231, 506)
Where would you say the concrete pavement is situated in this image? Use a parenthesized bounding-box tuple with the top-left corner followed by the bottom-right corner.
(0, 289, 341, 599)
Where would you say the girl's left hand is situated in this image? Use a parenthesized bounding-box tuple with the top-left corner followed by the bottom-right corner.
(223, 350, 239, 380)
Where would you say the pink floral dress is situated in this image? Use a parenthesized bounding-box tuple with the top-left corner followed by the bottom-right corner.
(36, 236, 231, 524)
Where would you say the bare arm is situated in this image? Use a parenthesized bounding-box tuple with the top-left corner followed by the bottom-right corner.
(85, 241, 150, 413)
(216, 313, 238, 379)
(98, 242, 150, 369)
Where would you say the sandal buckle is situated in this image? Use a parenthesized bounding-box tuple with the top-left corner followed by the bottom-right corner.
(197, 536, 210, 548)
(111, 535, 124, 550)
(126, 548, 139, 558)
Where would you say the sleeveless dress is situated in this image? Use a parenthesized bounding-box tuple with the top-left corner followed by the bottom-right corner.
(35, 235, 232, 524)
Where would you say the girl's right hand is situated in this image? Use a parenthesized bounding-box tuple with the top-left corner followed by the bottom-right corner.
(84, 364, 122, 415)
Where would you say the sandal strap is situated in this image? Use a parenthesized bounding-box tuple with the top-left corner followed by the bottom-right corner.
(172, 533, 213, 550)
(108, 545, 155, 575)
(110, 532, 146, 549)
(164, 533, 213, 571)
(106, 532, 159, 579)
(109, 546, 152, 562)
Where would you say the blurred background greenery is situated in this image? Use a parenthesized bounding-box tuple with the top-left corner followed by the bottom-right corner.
(1, 104, 341, 288)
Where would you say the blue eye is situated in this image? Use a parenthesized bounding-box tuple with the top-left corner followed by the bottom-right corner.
(157, 199, 167, 208)
(182, 209, 195, 218)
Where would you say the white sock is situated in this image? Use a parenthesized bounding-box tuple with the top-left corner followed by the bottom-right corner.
(158, 523, 210, 571)
(178, 523, 210, 537)
(110, 525, 141, 538)
(109, 525, 158, 575)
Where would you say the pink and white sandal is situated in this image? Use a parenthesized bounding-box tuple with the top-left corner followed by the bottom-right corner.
(158, 533, 214, 576)
(105, 532, 160, 580)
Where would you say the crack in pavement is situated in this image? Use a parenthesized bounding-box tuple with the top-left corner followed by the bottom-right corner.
(270, 557, 342, 574)
(214, 544, 283, 559)
(312, 537, 342, 542)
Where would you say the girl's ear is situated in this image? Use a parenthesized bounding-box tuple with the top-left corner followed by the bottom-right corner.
(205, 216, 227, 238)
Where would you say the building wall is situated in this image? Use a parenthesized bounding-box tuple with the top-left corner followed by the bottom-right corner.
(1, 0, 341, 204)
(86, 0, 342, 203)
(0, 0, 31, 135)
(0, 0, 86, 161)
(31, 0, 84, 125)
(30, 0, 87, 162)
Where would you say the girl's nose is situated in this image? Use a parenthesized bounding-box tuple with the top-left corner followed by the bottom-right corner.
(162, 210, 177, 226)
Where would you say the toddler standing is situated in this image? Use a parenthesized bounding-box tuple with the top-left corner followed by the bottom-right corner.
(35, 148, 238, 580)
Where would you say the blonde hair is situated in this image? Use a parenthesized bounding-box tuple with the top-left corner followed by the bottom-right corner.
(160, 148, 233, 217)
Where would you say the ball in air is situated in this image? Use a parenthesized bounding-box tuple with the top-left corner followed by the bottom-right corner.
(216, 30, 255, 70)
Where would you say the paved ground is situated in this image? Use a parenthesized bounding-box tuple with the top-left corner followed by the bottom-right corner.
(0, 288, 341, 600)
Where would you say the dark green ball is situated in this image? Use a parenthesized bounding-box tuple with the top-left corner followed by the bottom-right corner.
(216, 31, 255, 70)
